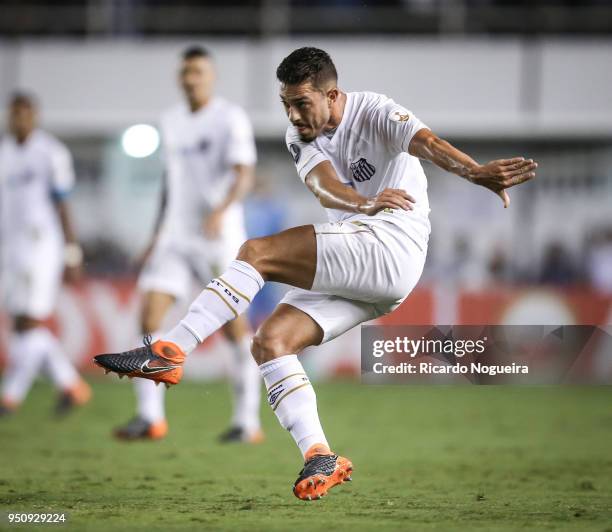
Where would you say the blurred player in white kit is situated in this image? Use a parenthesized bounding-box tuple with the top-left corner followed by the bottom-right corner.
(0, 92, 91, 417)
(113, 46, 264, 442)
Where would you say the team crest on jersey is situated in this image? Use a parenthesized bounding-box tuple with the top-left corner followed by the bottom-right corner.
(388, 108, 411, 122)
(289, 143, 301, 164)
(350, 158, 376, 183)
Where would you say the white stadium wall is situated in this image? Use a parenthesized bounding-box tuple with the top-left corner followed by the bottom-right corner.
(0, 37, 611, 138)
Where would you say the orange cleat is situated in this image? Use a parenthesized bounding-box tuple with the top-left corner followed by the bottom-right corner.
(293, 443, 353, 501)
(93, 335, 185, 387)
(0, 397, 19, 417)
(114, 417, 168, 441)
(247, 429, 266, 445)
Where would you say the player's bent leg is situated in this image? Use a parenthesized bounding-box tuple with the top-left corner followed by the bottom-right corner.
(140, 291, 176, 336)
(136, 291, 174, 418)
(39, 320, 92, 416)
(218, 317, 264, 444)
(251, 303, 323, 364)
(126, 377, 168, 439)
(2, 316, 91, 415)
(94, 226, 318, 385)
(114, 291, 175, 440)
(1, 317, 48, 412)
(252, 304, 353, 501)
(170, 225, 318, 348)
(236, 225, 317, 288)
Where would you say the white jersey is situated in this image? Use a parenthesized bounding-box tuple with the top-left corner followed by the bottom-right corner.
(158, 97, 257, 242)
(0, 129, 74, 248)
(0, 130, 73, 317)
(285, 91, 431, 249)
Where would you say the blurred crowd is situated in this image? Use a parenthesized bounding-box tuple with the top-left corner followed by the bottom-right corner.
(2, 0, 611, 36)
(426, 225, 612, 293)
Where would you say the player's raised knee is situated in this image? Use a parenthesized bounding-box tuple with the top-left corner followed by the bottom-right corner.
(236, 238, 269, 273)
(236, 238, 257, 261)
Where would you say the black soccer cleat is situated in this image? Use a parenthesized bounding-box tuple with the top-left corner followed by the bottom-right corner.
(293, 444, 353, 501)
(217, 426, 264, 444)
(54, 380, 91, 417)
(93, 335, 185, 388)
(113, 416, 168, 441)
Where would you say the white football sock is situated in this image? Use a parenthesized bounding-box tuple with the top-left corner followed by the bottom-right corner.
(260, 354, 329, 457)
(164, 324, 199, 354)
(1, 328, 51, 404)
(229, 335, 261, 433)
(135, 377, 165, 423)
(42, 329, 80, 390)
(166, 260, 264, 354)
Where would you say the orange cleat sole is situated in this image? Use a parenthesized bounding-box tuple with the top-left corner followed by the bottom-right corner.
(93, 359, 182, 388)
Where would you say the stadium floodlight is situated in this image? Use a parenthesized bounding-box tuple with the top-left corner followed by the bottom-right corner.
(121, 124, 160, 158)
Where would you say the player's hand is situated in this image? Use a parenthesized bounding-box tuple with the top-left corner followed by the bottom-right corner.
(359, 188, 416, 216)
(467, 157, 537, 208)
(203, 209, 225, 239)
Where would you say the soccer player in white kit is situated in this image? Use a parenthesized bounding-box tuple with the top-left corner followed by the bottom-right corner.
(95, 48, 537, 499)
(113, 46, 264, 443)
(0, 92, 91, 417)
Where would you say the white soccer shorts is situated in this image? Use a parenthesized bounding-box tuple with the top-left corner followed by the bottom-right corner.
(281, 217, 426, 344)
(1, 234, 64, 319)
(138, 229, 247, 301)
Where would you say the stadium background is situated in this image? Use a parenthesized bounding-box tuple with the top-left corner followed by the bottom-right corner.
(0, 2, 611, 531)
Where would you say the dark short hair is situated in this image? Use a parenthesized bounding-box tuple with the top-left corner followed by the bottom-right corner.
(276, 47, 337, 89)
(182, 45, 211, 61)
(9, 90, 37, 108)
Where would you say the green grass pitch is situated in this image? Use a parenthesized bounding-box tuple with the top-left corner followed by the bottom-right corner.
(1, 380, 611, 531)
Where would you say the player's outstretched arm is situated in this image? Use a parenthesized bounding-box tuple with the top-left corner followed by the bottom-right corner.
(53, 197, 83, 284)
(305, 160, 415, 216)
(408, 128, 537, 208)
